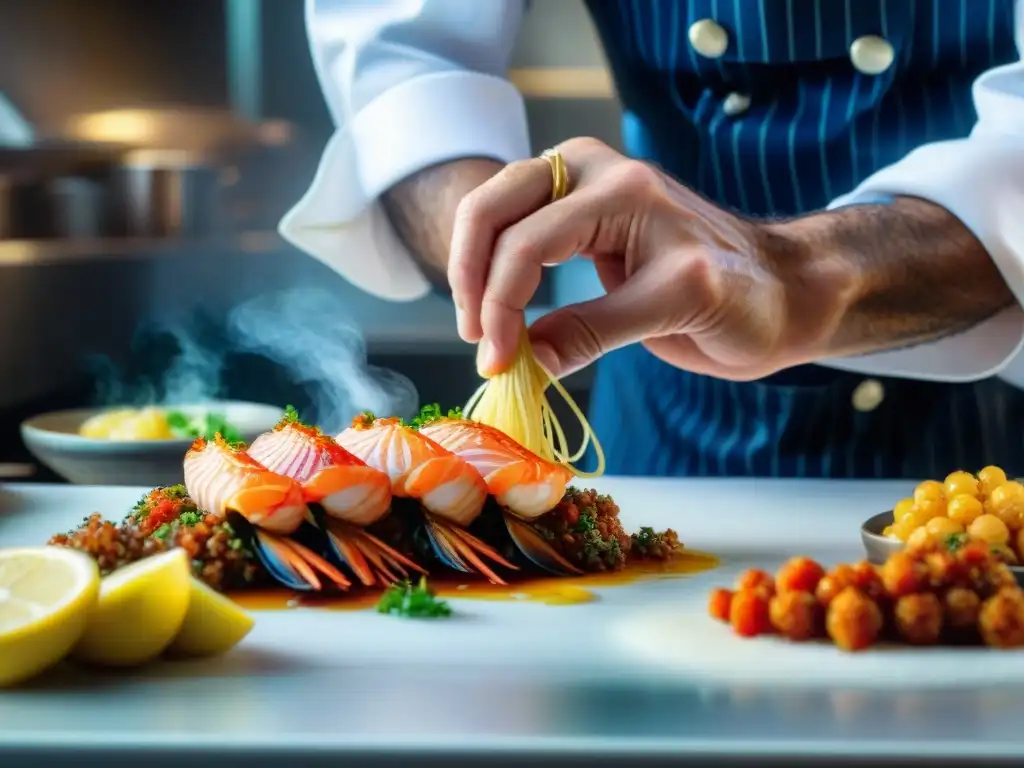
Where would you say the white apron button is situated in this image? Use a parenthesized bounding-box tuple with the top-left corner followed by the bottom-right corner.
(688, 19, 729, 58)
(722, 92, 751, 116)
(849, 35, 895, 75)
(852, 379, 885, 412)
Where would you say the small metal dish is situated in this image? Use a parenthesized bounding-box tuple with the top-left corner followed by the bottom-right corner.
(860, 511, 1024, 586)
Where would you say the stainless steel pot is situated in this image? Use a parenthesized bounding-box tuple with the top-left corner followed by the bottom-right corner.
(0, 175, 104, 239)
(106, 149, 222, 238)
(0, 142, 126, 240)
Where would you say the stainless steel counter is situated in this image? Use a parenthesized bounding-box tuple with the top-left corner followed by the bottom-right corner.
(2, 479, 1024, 765)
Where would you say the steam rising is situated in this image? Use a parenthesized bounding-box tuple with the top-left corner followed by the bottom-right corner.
(91, 288, 419, 433)
(225, 289, 419, 431)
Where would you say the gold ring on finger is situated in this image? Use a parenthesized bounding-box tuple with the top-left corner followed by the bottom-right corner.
(540, 148, 569, 202)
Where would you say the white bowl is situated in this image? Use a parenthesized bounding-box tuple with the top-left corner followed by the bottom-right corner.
(20, 400, 284, 487)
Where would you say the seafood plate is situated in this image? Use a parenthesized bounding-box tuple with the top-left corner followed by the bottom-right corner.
(48, 406, 682, 595)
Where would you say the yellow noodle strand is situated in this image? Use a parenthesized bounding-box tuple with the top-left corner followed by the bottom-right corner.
(464, 327, 605, 478)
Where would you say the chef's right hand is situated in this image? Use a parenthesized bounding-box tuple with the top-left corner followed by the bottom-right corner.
(447, 137, 846, 382)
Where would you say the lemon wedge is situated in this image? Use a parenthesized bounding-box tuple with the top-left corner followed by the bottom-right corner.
(72, 548, 191, 667)
(0, 546, 100, 688)
(166, 577, 255, 658)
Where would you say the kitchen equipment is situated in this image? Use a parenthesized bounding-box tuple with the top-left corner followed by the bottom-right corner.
(20, 400, 283, 486)
(0, 141, 128, 240)
(106, 149, 222, 238)
(0, 108, 303, 415)
(0, 175, 104, 239)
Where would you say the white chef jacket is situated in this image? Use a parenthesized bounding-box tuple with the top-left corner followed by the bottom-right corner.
(279, 0, 1024, 386)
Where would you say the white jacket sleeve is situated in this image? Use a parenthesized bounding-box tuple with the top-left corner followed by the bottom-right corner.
(280, 0, 531, 302)
(822, 0, 1024, 386)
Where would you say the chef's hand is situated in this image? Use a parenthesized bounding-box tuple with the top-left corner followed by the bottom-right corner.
(448, 138, 848, 380)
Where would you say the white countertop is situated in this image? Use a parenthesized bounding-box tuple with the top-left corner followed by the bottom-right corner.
(2, 477, 1024, 763)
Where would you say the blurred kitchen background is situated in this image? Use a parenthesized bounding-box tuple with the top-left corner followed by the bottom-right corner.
(0, 0, 623, 481)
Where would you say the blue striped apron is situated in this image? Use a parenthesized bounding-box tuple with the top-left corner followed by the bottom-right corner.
(579, 0, 1023, 478)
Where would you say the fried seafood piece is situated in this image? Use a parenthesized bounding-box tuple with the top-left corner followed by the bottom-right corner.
(943, 587, 981, 634)
(979, 589, 1024, 648)
(825, 587, 883, 652)
(769, 590, 821, 641)
(729, 589, 772, 637)
(893, 593, 944, 645)
(775, 556, 825, 595)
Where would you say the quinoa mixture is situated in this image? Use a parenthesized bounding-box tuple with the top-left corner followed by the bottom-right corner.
(530, 487, 682, 572)
(48, 485, 263, 591)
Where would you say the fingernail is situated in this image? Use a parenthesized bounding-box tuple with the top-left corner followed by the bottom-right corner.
(455, 306, 469, 340)
(476, 340, 498, 378)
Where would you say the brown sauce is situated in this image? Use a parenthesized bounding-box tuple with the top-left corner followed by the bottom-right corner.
(229, 549, 719, 612)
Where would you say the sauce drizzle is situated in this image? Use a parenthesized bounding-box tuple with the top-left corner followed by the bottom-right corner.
(230, 549, 719, 611)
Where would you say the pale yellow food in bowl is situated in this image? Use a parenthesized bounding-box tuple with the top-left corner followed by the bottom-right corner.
(78, 407, 176, 441)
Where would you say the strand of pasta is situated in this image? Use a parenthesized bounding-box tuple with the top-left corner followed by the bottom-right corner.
(464, 327, 606, 478)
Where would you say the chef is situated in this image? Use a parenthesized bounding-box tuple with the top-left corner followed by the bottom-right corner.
(281, 0, 1024, 479)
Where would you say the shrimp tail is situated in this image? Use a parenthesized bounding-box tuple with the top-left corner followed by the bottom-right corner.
(502, 512, 583, 576)
(422, 513, 519, 586)
(230, 513, 351, 592)
(306, 505, 425, 587)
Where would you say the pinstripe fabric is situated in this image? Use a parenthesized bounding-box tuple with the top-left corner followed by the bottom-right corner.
(580, 0, 1023, 478)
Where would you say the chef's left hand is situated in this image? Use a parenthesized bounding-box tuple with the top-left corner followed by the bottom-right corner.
(448, 137, 849, 380)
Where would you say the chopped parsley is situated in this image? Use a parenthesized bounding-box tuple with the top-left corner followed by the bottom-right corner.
(130, 491, 152, 519)
(944, 533, 971, 552)
(376, 577, 452, 619)
(630, 525, 681, 559)
(166, 410, 242, 443)
(573, 510, 597, 533)
(177, 510, 203, 527)
(631, 526, 660, 547)
(408, 403, 463, 429)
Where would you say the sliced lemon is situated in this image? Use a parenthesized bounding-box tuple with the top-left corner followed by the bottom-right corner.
(166, 577, 255, 658)
(72, 548, 191, 667)
(0, 546, 100, 688)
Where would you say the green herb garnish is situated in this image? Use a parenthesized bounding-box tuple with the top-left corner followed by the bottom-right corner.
(163, 484, 189, 500)
(152, 523, 173, 541)
(130, 491, 152, 519)
(177, 510, 202, 527)
(353, 411, 377, 428)
(631, 526, 659, 547)
(166, 410, 243, 443)
(409, 403, 464, 429)
(376, 576, 452, 619)
(573, 509, 597, 533)
(945, 533, 971, 552)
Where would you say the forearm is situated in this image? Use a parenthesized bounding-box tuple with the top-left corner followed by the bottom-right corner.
(381, 158, 505, 291)
(771, 196, 1016, 361)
